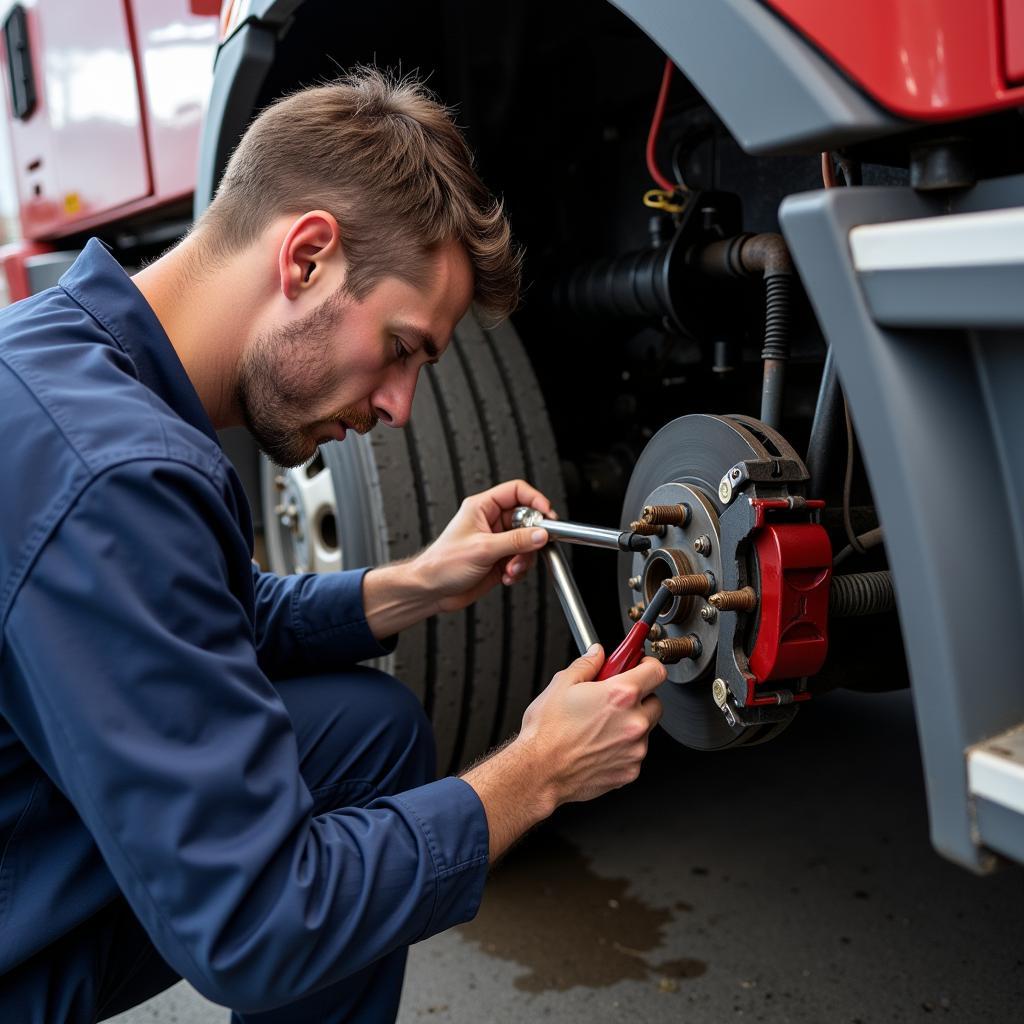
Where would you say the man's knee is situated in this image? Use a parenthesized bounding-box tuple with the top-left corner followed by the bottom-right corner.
(354, 667, 436, 785)
(279, 667, 436, 803)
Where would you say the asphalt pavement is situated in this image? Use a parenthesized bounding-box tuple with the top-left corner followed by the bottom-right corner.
(112, 687, 1024, 1023)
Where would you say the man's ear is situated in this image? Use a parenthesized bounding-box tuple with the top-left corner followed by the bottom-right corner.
(278, 211, 343, 300)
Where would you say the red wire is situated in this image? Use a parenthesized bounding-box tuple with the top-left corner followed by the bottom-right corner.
(646, 59, 676, 192)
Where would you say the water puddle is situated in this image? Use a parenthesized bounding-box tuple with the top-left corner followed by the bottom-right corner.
(457, 829, 706, 992)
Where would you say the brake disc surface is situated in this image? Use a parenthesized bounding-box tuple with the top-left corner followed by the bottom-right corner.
(618, 414, 774, 750)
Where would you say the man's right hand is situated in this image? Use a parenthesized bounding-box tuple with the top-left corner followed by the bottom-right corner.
(460, 647, 664, 861)
(518, 645, 665, 804)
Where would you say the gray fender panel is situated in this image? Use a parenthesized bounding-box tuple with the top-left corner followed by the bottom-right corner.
(609, 0, 904, 154)
(193, 23, 276, 219)
(780, 178, 1024, 872)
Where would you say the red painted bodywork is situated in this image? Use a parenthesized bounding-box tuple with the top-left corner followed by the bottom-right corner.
(763, 0, 1024, 119)
(0, 0, 217, 243)
(748, 516, 831, 688)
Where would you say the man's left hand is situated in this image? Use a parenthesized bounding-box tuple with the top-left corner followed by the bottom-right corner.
(414, 479, 554, 613)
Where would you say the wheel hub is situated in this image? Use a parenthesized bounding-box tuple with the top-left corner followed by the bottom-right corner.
(618, 413, 815, 750)
(629, 481, 721, 684)
(261, 452, 341, 575)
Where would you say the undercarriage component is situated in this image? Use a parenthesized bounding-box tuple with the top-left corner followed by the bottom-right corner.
(830, 570, 895, 617)
(558, 190, 742, 335)
(619, 413, 830, 750)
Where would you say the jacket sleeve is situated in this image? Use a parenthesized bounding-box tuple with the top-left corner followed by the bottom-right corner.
(249, 564, 397, 677)
(2, 458, 488, 1013)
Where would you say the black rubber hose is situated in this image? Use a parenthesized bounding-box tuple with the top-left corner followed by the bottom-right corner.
(830, 570, 895, 618)
(762, 273, 791, 361)
(759, 272, 791, 428)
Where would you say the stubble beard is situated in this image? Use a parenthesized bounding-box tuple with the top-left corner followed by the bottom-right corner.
(236, 289, 378, 468)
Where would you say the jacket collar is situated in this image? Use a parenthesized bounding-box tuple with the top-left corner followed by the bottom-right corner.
(60, 238, 220, 446)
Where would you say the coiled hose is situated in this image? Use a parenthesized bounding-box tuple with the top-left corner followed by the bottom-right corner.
(760, 272, 791, 428)
(830, 570, 895, 618)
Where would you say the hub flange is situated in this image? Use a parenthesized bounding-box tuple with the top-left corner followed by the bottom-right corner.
(631, 481, 721, 684)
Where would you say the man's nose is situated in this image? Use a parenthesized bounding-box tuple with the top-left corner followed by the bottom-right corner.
(372, 378, 416, 428)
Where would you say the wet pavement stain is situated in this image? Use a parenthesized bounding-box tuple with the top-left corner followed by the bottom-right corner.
(457, 829, 706, 992)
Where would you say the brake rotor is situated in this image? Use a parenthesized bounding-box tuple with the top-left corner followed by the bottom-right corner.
(618, 414, 790, 751)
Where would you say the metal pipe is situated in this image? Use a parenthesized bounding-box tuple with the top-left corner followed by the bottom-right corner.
(537, 518, 625, 550)
(542, 543, 599, 655)
(512, 507, 650, 552)
(806, 346, 843, 498)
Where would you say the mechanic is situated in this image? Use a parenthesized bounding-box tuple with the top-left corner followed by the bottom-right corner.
(0, 69, 664, 1022)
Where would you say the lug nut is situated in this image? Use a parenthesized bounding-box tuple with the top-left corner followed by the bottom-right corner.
(642, 503, 691, 527)
(627, 575, 642, 590)
(708, 586, 758, 612)
(693, 534, 713, 556)
(664, 573, 714, 597)
(700, 603, 718, 623)
(629, 520, 666, 537)
(652, 635, 703, 663)
(628, 603, 645, 621)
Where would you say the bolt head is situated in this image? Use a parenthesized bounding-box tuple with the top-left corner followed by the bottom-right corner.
(712, 677, 728, 706)
(719, 479, 732, 503)
(700, 604, 718, 623)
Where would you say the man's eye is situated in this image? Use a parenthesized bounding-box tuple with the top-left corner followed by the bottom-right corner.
(394, 337, 412, 362)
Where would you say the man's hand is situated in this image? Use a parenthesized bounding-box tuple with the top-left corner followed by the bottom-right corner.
(362, 479, 553, 640)
(461, 647, 665, 861)
(413, 479, 554, 613)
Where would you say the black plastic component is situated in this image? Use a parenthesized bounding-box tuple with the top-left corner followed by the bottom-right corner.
(910, 139, 976, 191)
(557, 191, 742, 335)
(3, 5, 36, 121)
(618, 532, 652, 553)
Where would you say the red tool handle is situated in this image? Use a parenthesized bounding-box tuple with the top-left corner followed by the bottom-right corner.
(596, 621, 651, 680)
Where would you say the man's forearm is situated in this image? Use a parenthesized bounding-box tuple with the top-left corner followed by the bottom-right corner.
(460, 737, 558, 863)
(362, 560, 439, 640)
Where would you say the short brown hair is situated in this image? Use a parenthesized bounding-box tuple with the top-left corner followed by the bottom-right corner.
(199, 67, 521, 322)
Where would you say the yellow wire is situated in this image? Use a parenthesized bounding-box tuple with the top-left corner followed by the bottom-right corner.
(642, 188, 686, 214)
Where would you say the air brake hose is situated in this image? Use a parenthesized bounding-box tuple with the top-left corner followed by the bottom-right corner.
(694, 232, 793, 429)
(830, 570, 895, 618)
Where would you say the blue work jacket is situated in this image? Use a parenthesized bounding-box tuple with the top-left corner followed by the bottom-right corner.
(0, 240, 489, 1008)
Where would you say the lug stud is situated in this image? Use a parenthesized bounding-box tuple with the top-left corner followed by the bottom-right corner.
(708, 586, 758, 612)
(664, 573, 714, 597)
(652, 635, 703, 663)
(641, 503, 690, 527)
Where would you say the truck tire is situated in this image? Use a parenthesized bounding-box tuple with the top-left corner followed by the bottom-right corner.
(293, 315, 570, 775)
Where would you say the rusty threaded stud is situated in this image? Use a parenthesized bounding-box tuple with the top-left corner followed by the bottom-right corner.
(629, 520, 665, 536)
(708, 586, 758, 612)
(628, 603, 645, 621)
(664, 573, 714, 597)
(642, 503, 690, 527)
(651, 635, 703, 663)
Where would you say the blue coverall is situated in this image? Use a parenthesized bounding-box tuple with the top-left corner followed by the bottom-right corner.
(0, 240, 490, 1022)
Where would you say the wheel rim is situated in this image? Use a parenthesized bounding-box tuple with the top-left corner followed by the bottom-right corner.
(260, 450, 342, 575)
